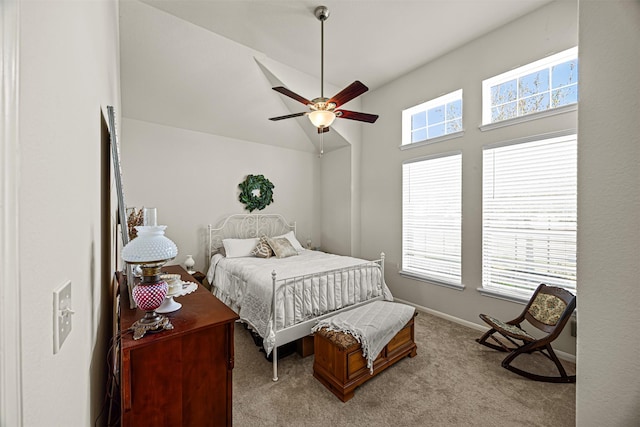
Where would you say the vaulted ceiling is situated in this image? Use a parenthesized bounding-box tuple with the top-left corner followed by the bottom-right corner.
(120, 0, 552, 153)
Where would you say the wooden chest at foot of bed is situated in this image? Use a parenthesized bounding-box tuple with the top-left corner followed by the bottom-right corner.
(313, 314, 417, 402)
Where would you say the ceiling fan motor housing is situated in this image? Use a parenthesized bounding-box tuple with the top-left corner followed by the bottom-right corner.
(311, 98, 336, 112)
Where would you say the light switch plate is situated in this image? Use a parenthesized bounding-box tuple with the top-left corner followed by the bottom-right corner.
(53, 280, 72, 354)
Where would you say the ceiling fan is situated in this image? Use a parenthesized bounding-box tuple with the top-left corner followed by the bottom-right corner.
(269, 5, 379, 134)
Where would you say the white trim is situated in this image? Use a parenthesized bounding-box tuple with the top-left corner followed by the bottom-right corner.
(482, 128, 577, 151)
(479, 103, 577, 132)
(399, 130, 464, 150)
(476, 287, 531, 304)
(399, 270, 465, 291)
(395, 297, 485, 331)
(0, 0, 23, 425)
(394, 298, 576, 363)
(401, 149, 462, 166)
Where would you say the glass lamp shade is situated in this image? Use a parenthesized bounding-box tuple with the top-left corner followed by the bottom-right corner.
(308, 110, 336, 128)
(122, 225, 178, 264)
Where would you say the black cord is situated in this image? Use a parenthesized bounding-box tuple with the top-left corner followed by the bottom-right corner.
(94, 328, 131, 427)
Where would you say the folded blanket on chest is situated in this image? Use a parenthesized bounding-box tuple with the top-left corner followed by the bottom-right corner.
(312, 300, 416, 374)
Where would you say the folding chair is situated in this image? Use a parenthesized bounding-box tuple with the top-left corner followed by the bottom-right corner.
(476, 284, 576, 383)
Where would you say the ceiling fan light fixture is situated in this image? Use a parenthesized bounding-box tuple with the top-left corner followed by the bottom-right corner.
(308, 109, 336, 128)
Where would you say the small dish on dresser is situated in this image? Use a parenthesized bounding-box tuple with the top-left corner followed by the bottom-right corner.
(160, 273, 183, 295)
(156, 281, 198, 313)
(166, 282, 198, 298)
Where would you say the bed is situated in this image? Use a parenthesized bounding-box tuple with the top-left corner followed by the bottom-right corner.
(206, 213, 392, 381)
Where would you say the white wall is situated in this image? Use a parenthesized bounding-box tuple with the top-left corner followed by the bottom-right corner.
(576, 0, 640, 424)
(321, 146, 352, 255)
(360, 0, 578, 354)
(121, 118, 321, 272)
(17, 1, 120, 425)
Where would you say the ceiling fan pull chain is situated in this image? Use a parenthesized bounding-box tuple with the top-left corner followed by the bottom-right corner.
(320, 130, 324, 157)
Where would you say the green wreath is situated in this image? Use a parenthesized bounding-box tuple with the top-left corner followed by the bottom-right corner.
(238, 174, 275, 212)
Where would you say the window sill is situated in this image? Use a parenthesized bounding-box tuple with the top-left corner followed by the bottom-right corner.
(399, 270, 465, 291)
(400, 130, 464, 150)
(479, 104, 577, 132)
(477, 287, 532, 304)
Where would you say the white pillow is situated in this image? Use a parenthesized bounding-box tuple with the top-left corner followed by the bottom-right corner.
(276, 230, 305, 252)
(222, 238, 259, 258)
(267, 236, 298, 259)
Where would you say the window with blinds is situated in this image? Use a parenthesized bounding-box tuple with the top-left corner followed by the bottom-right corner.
(402, 152, 462, 287)
(482, 134, 577, 298)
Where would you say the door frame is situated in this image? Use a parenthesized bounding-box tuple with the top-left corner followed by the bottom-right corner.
(1, 0, 23, 425)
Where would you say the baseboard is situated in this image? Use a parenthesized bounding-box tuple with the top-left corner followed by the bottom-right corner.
(394, 297, 576, 364)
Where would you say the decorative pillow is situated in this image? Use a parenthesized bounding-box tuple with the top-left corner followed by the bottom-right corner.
(267, 236, 298, 259)
(214, 246, 226, 257)
(222, 238, 259, 258)
(251, 236, 274, 258)
(275, 230, 305, 252)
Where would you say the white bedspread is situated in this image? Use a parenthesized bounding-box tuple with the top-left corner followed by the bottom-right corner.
(206, 249, 393, 355)
(312, 301, 416, 373)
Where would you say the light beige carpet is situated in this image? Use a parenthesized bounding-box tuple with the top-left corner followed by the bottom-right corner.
(233, 310, 575, 427)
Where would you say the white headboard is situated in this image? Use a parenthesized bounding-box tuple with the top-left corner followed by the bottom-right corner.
(206, 213, 296, 262)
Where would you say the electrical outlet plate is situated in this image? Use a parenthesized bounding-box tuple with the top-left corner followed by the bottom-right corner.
(53, 280, 72, 354)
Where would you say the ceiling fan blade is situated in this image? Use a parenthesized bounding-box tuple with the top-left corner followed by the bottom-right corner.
(317, 126, 330, 134)
(336, 109, 379, 123)
(328, 81, 369, 108)
(272, 87, 312, 106)
(269, 112, 307, 121)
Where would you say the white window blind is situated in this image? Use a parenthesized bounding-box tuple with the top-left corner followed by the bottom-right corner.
(482, 134, 577, 297)
(402, 153, 461, 285)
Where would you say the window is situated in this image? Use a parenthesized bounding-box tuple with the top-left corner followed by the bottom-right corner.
(402, 90, 463, 146)
(402, 152, 462, 287)
(482, 133, 577, 299)
(482, 47, 578, 125)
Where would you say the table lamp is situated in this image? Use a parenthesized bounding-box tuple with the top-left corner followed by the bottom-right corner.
(122, 224, 178, 340)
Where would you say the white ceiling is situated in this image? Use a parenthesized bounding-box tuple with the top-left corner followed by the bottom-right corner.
(120, 0, 552, 153)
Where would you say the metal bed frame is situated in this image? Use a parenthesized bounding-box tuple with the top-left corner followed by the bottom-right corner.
(207, 214, 385, 381)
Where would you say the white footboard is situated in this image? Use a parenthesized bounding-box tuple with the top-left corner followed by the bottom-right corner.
(269, 253, 386, 381)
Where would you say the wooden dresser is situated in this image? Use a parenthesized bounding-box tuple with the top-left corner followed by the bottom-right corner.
(119, 265, 239, 426)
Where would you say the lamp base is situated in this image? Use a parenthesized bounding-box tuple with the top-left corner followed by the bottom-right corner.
(130, 310, 174, 340)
